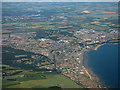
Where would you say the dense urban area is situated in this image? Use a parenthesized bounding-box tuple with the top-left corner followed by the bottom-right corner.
(2, 2, 120, 88)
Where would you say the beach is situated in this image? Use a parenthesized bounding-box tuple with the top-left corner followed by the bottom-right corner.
(86, 44, 118, 88)
(93, 44, 103, 50)
(82, 51, 100, 82)
(81, 43, 119, 88)
(81, 45, 103, 88)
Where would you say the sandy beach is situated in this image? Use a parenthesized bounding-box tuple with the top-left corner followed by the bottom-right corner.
(81, 48, 102, 88)
(81, 43, 119, 88)
(93, 44, 104, 51)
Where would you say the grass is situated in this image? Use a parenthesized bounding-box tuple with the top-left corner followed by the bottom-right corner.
(3, 68, 82, 88)
(8, 78, 51, 88)
(12, 74, 81, 88)
(37, 74, 82, 88)
(2, 80, 20, 88)
(2, 56, 82, 88)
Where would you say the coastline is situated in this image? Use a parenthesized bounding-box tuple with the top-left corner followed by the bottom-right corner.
(92, 42, 119, 51)
(81, 43, 119, 88)
(82, 51, 101, 83)
(93, 44, 104, 51)
(81, 45, 104, 88)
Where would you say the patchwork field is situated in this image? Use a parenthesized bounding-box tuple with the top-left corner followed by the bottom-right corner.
(2, 65, 81, 88)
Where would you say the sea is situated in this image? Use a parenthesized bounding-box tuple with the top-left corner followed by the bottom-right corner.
(87, 44, 118, 88)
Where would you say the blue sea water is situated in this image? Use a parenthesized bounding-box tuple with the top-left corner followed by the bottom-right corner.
(87, 44, 118, 88)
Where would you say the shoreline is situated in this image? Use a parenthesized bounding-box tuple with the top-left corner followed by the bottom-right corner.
(81, 43, 119, 88)
(93, 44, 104, 51)
(82, 51, 102, 86)
(92, 42, 119, 51)
(81, 45, 104, 88)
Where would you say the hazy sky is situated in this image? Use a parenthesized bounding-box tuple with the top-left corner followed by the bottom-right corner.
(2, 0, 120, 2)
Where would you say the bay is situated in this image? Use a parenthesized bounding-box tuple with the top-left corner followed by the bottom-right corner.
(87, 44, 118, 88)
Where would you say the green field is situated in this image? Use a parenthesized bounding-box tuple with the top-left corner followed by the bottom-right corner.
(2, 65, 81, 88)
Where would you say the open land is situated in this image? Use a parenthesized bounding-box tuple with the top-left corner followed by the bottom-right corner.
(2, 2, 120, 88)
(2, 64, 81, 88)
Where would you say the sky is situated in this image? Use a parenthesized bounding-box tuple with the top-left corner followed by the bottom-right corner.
(2, 0, 120, 2)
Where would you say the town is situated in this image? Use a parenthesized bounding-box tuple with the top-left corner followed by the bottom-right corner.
(2, 27, 118, 88)
(2, 2, 119, 88)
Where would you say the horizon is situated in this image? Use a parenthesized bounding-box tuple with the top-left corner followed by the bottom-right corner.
(2, 0, 120, 2)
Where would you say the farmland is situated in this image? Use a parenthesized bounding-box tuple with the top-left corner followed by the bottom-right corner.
(3, 65, 81, 88)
